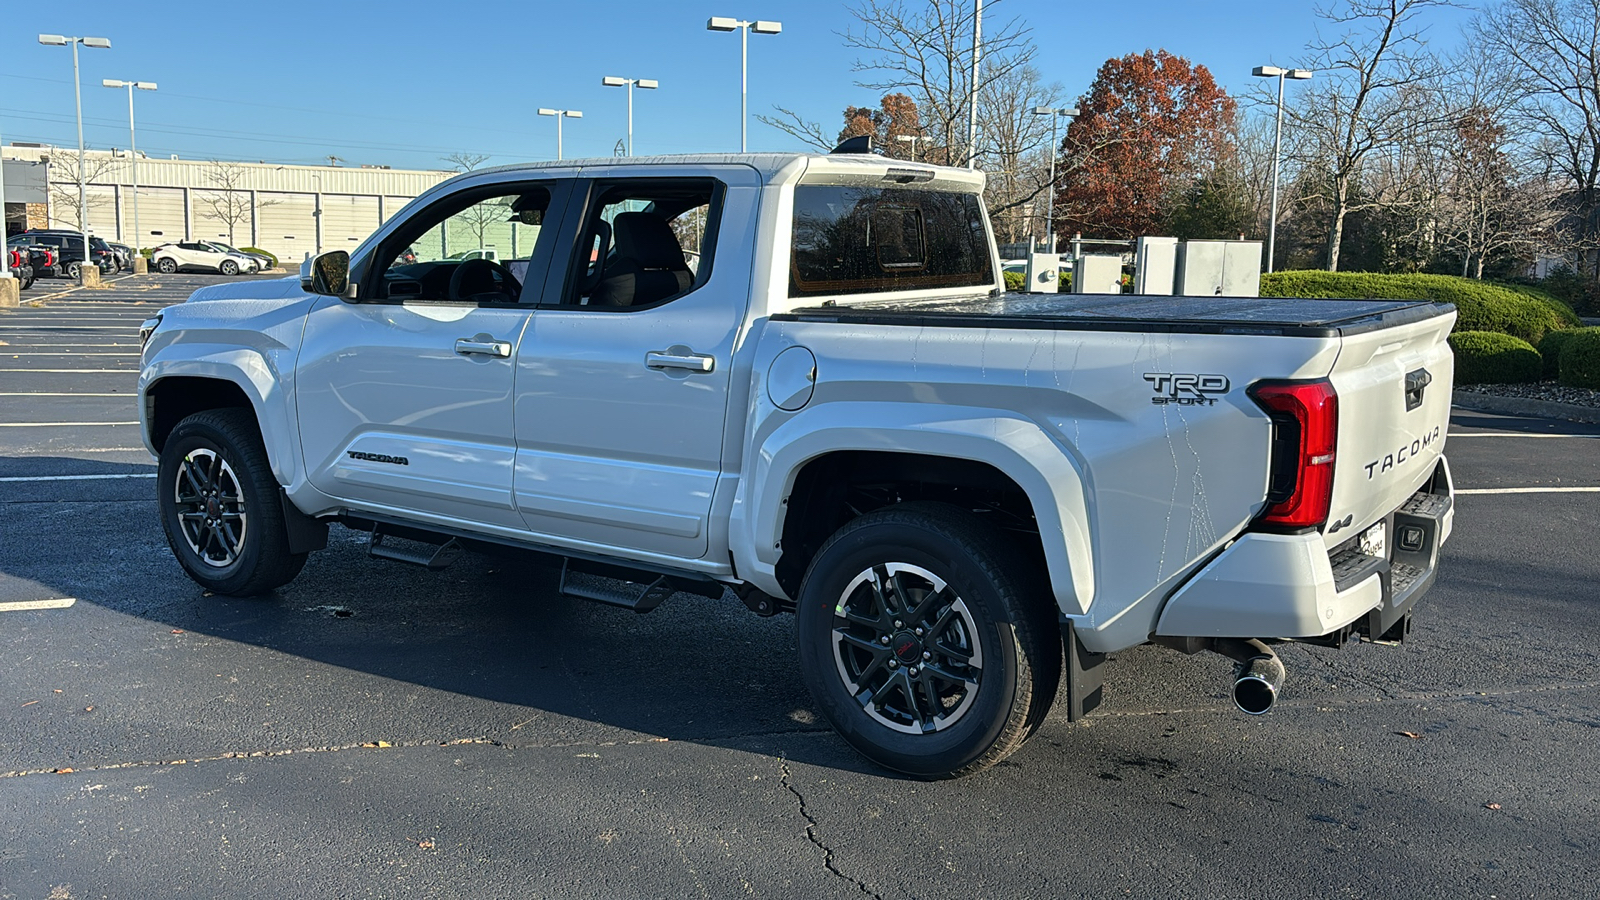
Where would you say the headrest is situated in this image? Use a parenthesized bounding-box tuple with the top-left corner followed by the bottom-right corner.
(611, 212, 688, 271)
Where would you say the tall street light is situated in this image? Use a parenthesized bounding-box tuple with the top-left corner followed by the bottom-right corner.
(602, 76, 658, 157)
(706, 17, 782, 152)
(538, 108, 583, 161)
(102, 79, 156, 259)
(1252, 65, 1312, 274)
(1031, 106, 1078, 252)
(40, 34, 112, 284)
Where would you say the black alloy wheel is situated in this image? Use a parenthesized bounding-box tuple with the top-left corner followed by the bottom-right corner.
(158, 409, 306, 595)
(796, 502, 1059, 778)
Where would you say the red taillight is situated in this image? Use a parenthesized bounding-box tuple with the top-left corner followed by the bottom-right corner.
(1249, 379, 1339, 530)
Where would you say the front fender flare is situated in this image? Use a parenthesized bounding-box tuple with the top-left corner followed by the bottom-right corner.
(139, 348, 300, 489)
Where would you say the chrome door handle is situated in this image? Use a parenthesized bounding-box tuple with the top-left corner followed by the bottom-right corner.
(645, 349, 715, 373)
(455, 338, 512, 358)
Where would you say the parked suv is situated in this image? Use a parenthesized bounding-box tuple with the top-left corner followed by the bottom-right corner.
(6, 238, 57, 279)
(17, 229, 116, 279)
(4, 247, 35, 289)
(151, 242, 260, 276)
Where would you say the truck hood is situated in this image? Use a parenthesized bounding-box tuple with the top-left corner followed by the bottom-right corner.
(187, 275, 305, 304)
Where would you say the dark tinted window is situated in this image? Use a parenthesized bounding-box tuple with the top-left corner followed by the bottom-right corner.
(789, 185, 993, 297)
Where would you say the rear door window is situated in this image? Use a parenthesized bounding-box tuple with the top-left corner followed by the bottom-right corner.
(789, 185, 993, 297)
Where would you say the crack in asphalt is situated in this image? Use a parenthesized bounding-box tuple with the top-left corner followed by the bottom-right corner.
(779, 757, 885, 900)
(0, 725, 838, 780)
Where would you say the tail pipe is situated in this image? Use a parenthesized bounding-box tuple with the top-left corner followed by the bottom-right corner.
(1213, 638, 1285, 715)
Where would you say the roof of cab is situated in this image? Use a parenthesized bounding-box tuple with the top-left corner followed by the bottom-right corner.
(458, 152, 986, 189)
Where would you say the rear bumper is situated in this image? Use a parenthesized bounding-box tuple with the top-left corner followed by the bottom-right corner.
(1155, 458, 1453, 641)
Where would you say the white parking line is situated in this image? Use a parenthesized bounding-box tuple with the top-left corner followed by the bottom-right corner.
(0, 369, 137, 373)
(2, 353, 138, 357)
(1448, 433, 1598, 439)
(0, 473, 154, 482)
(0, 392, 130, 397)
(0, 422, 138, 427)
(1456, 487, 1600, 495)
(0, 598, 76, 612)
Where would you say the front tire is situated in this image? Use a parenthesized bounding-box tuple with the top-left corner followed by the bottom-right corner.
(157, 257, 177, 274)
(220, 259, 239, 276)
(67, 261, 82, 279)
(158, 409, 307, 596)
(796, 502, 1059, 778)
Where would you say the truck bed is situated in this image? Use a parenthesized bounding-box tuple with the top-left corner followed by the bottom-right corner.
(778, 293, 1453, 337)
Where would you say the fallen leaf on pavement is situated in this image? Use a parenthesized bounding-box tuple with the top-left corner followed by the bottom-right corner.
(21, 701, 38, 708)
(1394, 731, 1423, 739)
(418, 839, 436, 850)
(1485, 802, 1501, 810)
(54, 768, 73, 774)
(170, 629, 184, 635)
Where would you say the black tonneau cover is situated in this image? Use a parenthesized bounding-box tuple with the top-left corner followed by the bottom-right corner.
(776, 292, 1454, 338)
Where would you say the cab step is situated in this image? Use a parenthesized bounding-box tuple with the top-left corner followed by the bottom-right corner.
(557, 558, 724, 614)
(368, 527, 462, 569)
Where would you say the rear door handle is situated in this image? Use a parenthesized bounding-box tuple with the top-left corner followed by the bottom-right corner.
(455, 338, 512, 358)
(646, 348, 715, 373)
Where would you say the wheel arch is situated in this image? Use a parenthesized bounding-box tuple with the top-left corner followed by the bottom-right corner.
(733, 405, 1095, 619)
(142, 365, 300, 489)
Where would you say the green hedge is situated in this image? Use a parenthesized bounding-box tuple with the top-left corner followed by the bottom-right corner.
(1447, 331, 1543, 385)
(1003, 270, 1025, 291)
(1558, 328, 1600, 389)
(1538, 330, 1582, 380)
(241, 247, 278, 268)
(1261, 272, 1579, 344)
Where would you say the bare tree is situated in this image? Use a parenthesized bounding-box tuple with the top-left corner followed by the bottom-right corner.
(442, 152, 491, 172)
(44, 152, 120, 233)
(194, 161, 274, 245)
(976, 64, 1065, 243)
(1287, 0, 1457, 270)
(758, 107, 840, 151)
(840, 0, 1037, 167)
(1477, 0, 1600, 275)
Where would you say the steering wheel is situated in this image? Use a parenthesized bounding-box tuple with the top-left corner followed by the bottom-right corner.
(448, 257, 521, 302)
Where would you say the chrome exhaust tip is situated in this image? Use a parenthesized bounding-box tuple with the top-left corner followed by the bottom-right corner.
(1232, 652, 1285, 715)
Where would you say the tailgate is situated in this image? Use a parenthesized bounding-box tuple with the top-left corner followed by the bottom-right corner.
(1324, 306, 1457, 547)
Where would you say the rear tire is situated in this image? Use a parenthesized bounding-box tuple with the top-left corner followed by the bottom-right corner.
(158, 409, 307, 596)
(67, 261, 82, 279)
(795, 502, 1059, 778)
(157, 257, 177, 274)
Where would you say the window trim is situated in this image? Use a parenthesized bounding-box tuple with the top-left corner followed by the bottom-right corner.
(353, 177, 576, 308)
(540, 176, 726, 313)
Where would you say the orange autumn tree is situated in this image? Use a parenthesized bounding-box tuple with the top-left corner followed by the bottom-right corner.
(838, 93, 928, 160)
(1056, 50, 1237, 240)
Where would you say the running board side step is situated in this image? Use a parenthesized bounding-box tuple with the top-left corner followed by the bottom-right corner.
(368, 526, 462, 569)
(558, 558, 723, 614)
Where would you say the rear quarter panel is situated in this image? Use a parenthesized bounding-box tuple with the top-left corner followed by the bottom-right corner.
(736, 319, 1343, 652)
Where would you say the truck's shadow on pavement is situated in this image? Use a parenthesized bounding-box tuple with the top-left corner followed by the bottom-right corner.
(0, 455, 886, 776)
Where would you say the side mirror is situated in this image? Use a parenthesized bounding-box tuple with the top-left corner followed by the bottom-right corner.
(302, 250, 352, 297)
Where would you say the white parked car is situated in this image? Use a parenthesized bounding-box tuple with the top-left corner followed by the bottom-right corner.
(151, 242, 260, 276)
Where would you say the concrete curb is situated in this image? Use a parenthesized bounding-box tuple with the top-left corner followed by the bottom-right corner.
(1453, 391, 1600, 425)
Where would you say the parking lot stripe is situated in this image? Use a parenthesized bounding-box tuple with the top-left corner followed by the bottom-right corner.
(3, 353, 138, 357)
(0, 422, 139, 427)
(0, 393, 129, 397)
(0, 598, 76, 612)
(1448, 433, 1598, 439)
(0, 369, 136, 373)
(1456, 487, 1600, 494)
(0, 473, 155, 483)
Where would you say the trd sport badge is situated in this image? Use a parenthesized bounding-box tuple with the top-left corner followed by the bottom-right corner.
(1143, 373, 1231, 407)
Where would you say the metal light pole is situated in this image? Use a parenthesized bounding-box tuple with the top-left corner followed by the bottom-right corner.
(103, 79, 156, 259)
(602, 77, 658, 157)
(0, 116, 9, 281)
(967, 0, 982, 169)
(1252, 66, 1312, 274)
(707, 17, 782, 152)
(40, 34, 111, 283)
(1031, 106, 1078, 252)
(538, 108, 583, 160)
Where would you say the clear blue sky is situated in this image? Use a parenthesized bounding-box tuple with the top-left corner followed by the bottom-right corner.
(1, 0, 1476, 172)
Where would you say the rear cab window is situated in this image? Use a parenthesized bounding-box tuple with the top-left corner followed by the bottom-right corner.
(789, 184, 994, 298)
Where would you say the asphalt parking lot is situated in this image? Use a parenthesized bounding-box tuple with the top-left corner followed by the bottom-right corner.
(2, 274, 1597, 899)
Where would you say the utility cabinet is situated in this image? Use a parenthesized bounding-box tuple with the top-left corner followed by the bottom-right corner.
(1175, 240, 1262, 297)
(1134, 236, 1178, 295)
(1023, 252, 1061, 293)
(1073, 254, 1123, 295)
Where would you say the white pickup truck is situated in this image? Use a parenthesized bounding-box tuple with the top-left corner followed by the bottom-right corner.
(138, 151, 1457, 778)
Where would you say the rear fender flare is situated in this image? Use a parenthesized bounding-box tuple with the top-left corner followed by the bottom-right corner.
(731, 401, 1094, 616)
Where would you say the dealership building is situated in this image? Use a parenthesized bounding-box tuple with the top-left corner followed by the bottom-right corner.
(2, 145, 453, 264)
